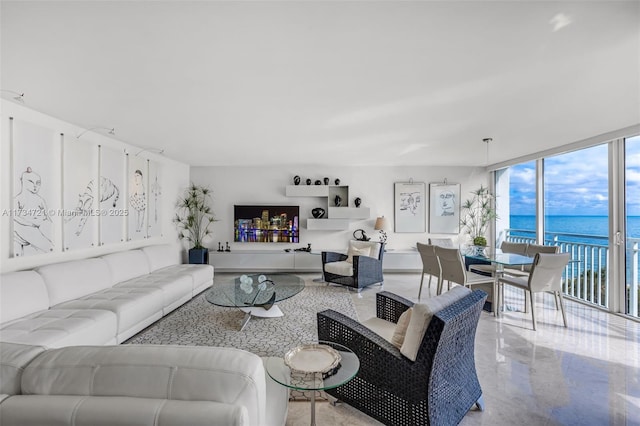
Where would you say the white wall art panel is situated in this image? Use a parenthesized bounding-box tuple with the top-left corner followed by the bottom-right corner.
(100, 146, 126, 245)
(63, 137, 98, 250)
(147, 160, 163, 238)
(128, 155, 148, 240)
(12, 119, 58, 257)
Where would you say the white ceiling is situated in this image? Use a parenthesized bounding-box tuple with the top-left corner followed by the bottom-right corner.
(1, 1, 638, 167)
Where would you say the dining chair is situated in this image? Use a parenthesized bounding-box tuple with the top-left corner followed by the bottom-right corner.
(416, 242, 440, 300)
(497, 252, 570, 330)
(434, 246, 495, 297)
(503, 243, 559, 278)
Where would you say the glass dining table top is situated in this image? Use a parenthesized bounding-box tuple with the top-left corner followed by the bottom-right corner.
(464, 252, 535, 266)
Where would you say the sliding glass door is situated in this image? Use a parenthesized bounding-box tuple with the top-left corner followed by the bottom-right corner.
(625, 136, 640, 317)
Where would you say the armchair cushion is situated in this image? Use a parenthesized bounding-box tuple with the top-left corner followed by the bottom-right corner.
(391, 307, 412, 348)
(324, 261, 353, 277)
(346, 245, 372, 263)
(360, 317, 396, 343)
(401, 286, 471, 361)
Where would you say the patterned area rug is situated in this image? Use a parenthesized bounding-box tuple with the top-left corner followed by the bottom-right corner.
(125, 279, 358, 358)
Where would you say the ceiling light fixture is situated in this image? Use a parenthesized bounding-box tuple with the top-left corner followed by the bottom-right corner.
(482, 138, 492, 167)
(76, 127, 115, 139)
(135, 147, 165, 157)
(1, 89, 25, 103)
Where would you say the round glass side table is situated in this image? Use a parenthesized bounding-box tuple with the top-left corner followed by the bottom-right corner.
(265, 340, 360, 426)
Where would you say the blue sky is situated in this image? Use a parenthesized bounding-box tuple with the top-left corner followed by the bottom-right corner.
(509, 136, 640, 216)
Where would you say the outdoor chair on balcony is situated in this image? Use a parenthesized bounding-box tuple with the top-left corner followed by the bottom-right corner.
(317, 288, 488, 426)
(497, 252, 570, 330)
(416, 242, 440, 300)
(322, 240, 384, 292)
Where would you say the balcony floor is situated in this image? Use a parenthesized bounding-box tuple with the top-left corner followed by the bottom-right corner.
(286, 273, 640, 426)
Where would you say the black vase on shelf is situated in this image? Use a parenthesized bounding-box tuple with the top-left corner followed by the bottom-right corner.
(334, 195, 342, 207)
(312, 207, 326, 218)
(306, 178, 312, 185)
(334, 178, 341, 185)
(315, 180, 322, 185)
(323, 177, 330, 185)
(293, 175, 301, 185)
(354, 197, 362, 207)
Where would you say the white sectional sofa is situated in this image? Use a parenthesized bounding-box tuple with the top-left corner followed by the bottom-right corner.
(0, 244, 213, 347)
(0, 342, 290, 426)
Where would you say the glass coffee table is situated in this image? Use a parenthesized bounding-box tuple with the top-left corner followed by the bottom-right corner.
(205, 273, 305, 330)
(265, 341, 360, 426)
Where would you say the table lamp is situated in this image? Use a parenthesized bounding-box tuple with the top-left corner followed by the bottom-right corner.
(374, 216, 390, 244)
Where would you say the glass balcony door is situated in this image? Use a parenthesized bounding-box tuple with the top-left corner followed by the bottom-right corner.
(625, 136, 640, 317)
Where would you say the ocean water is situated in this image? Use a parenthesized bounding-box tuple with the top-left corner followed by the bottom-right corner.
(509, 215, 640, 244)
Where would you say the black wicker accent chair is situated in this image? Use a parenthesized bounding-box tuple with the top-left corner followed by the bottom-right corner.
(317, 289, 487, 426)
(321, 241, 385, 292)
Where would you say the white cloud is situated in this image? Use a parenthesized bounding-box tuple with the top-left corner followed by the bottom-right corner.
(549, 13, 573, 32)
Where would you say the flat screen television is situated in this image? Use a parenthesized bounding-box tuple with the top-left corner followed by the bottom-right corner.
(234, 205, 299, 243)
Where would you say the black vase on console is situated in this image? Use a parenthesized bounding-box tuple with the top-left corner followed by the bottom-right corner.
(312, 207, 326, 218)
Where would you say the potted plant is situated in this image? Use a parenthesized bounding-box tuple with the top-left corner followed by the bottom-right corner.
(174, 184, 216, 264)
(460, 185, 497, 255)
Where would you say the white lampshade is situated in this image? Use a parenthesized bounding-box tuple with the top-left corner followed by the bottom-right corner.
(374, 216, 390, 231)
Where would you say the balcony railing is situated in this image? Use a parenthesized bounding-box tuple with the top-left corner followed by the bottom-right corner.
(505, 228, 640, 317)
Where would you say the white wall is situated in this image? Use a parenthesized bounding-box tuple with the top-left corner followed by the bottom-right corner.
(191, 165, 488, 252)
(0, 100, 190, 273)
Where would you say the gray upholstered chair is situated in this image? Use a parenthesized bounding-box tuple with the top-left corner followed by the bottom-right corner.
(503, 243, 559, 278)
(435, 246, 495, 295)
(497, 252, 570, 330)
(322, 240, 384, 292)
(416, 242, 440, 300)
(317, 289, 488, 426)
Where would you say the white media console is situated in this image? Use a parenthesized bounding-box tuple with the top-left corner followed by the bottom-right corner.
(209, 249, 421, 272)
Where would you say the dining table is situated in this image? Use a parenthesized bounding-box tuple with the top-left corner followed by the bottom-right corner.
(464, 251, 535, 316)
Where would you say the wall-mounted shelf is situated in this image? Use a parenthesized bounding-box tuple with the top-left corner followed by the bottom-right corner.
(306, 218, 350, 230)
(286, 185, 328, 197)
(328, 207, 370, 219)
(286, 183, 369, 230)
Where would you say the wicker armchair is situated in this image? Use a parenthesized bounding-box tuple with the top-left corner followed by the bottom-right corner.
(317, 289, 487, 426)
(321, 241, 384, 292)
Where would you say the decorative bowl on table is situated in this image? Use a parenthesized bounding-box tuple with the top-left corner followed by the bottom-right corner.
(284, 343, 341, 374)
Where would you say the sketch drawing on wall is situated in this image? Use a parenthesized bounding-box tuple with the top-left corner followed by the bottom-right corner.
(429, 183, 460, 234)
(399, 190, 422, 216)
(13, 167, 54, 255)
(129, 169, 147, 232)
(394, 182, 426, 233)
(436, 188, 456, 216)
(66, 177, 120, 236)
(150, 173, 161, 224)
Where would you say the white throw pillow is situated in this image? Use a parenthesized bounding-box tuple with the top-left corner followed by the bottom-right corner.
(400, 286, 472, 361)
(391, 308, 412, 349)
(346, 245, 372, 263)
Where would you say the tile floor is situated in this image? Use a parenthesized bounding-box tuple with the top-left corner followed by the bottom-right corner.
(285, 273, 640, 426)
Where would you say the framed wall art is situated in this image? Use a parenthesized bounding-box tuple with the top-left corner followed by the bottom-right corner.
(429, 182, 460, 234)
(394, 181, 426, 233)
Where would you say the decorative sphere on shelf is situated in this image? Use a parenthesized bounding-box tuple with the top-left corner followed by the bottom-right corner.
(354, 197, 362, 207)
(293, 175, 301, 185)
(315, 180, 322, 185)
(312, 207, 326, 218)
